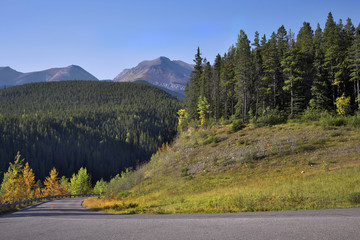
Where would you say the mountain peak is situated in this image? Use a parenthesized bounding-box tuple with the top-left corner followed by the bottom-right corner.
(0, 65, 98, 87)
(114, 57, 193, 92)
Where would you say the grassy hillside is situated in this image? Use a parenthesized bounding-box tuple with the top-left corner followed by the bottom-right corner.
(84, 120, 360, 213)
(0, 81, 181, 182)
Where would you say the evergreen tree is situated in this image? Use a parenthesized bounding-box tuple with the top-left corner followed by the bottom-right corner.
(311, 23, 331, 109)
(212, 54, 222, 120)
(323, 12, 342, 104)
(251, 31, 263, 118)
(281, 40, 304, 115)
(296, 22, 314, 108)
(220, 48, 236, 119)
(349, 24, 360, 109)
(186, 47, 203, 120)
(262, 32, 280, 108)
(234, 30, 252, 121)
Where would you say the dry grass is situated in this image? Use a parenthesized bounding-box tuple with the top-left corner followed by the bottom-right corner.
(83, 122, 360, 214)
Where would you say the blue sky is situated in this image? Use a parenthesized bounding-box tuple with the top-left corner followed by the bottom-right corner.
(1, 0, 360, 79)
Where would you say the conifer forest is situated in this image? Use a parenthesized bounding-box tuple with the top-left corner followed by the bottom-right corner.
(184, 13, 360, 124)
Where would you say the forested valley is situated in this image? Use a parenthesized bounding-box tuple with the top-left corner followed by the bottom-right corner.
(184, 12, 360, 126)
(0, 81, 181, 184)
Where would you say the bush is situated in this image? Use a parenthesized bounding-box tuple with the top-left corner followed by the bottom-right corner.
(301, 107, 327, 122)
(348, 192, 360, 204)
(253, 108, 287, 127)
(346, 113, 360, 128)
(319, 115, 346, 127)
(232, 119, 245, 132)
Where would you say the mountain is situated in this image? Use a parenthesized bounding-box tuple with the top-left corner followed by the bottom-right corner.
(114, 57, 193, 93)
(0, 81, 181, 182)
(0, 67, 23, 87)
(0, 65, 98, 87)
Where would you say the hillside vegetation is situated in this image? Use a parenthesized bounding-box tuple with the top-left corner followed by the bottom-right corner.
(84, 117, 360, 214)
(0, 81, 181, 182)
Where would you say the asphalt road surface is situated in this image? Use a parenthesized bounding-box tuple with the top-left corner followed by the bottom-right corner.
(1, 197, 360, 240)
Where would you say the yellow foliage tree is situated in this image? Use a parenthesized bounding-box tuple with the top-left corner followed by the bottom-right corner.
(42, 168, 62, 197)
(22, 162, 35, 200)
(335, 94, 351, 116)
(0, 152, 26, 204)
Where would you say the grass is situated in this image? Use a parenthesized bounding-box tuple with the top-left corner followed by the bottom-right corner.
(84, 122, 360, 214)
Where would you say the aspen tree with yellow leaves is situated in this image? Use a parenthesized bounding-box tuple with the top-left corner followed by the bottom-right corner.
(42, 168, 62, 197)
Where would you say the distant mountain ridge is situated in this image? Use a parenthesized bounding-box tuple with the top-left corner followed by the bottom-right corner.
(0, 65, 98, 87)
(114, 57, 193, 92)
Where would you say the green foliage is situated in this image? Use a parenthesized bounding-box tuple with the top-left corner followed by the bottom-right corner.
(0, 81, 181, 182)
(184, 13, 359, 129)
(348, 192, 360, 204)
(70, 167, 91, 195)
(252, 108, 287, 127)
(301, 107, 328, 122)
(107, 168, 143, 198)
(197, 96, 210, 126)
(232, 119, 245, 132)
(94, 178, 108, 195)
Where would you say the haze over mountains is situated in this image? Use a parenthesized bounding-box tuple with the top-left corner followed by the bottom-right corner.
(0, 65, 98, 87)
(0, 57, 193, 100)
(114, 56, 193, 92)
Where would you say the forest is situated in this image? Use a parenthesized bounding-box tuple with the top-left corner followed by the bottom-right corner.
(184, 12, 360, 125)
(0, 81, 181, 183)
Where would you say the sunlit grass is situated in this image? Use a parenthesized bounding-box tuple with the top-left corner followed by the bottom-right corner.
(84, 122, 360, 214)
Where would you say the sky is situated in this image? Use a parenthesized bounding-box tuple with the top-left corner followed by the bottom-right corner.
(1, 0, 360, 80)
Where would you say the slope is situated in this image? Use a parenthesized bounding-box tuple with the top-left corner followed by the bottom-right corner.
(84, 121, 360, 213)
(114, 56, 193, 92)
(0, 81, 181, 182)
(0, 65, 98, 87)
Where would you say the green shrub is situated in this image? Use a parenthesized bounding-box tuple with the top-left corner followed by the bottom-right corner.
(301, 107, 326, 122)
(232, 119, 245, 132)
(320, 115, 346, 127)
(346, 114, 360, 128)
(254, 108, 287, 127)
(348, 192, 360, 204)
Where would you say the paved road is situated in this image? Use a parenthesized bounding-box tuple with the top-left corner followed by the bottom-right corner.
(1, 198, 360, 240)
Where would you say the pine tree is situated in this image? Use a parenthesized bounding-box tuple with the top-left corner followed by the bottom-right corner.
(234, 30, 252, 121)
(251, 31, 263, 119)
(186, 47, 203, 120)
(212, 54, 222, 121)
(323, 12, 343, 104)
(311, 23, 331, 109)
(262, 32, 280, 108)
(220, 48, 236, 119)
(349, 24, 360, 109)
(281, 40, 304, 115)
(296, 22, 314, 108)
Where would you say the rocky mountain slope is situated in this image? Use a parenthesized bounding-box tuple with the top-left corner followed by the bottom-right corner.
(0, 65, 98, 87)
(114, 57, 193, 92)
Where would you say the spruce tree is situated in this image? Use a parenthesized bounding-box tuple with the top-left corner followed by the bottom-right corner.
(186, 47, 203, 120)
(251, 31, 263, 118)
(311, 23, 331, 109)
(212, 54, 222, 120)
(349, 24, 360, 109)
(296, 22, 314, 108)
(234, 30, 252, 121)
